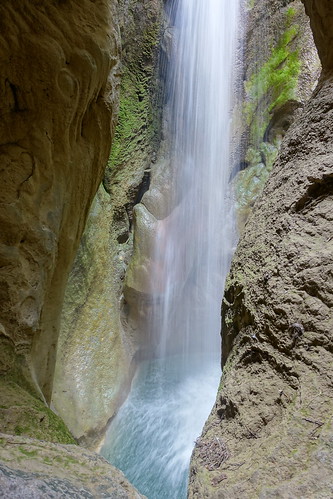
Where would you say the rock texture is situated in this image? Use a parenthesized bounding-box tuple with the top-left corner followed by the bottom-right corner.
(52, 0, 164, 445)
(0, 3, 152, 496)
(0, 433, 145, 498)
(52, 186, 136, 447)
(233, 0, 320, 230)
(302, 0, 333, 70)
(189, 2, 333, 498)
(0, 0, 120, 439)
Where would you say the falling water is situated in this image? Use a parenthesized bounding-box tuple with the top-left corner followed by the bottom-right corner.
(101, 0, 239, 497)
(151, 0, 239, 359)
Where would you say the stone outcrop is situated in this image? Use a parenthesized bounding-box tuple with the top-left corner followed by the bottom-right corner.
(52, 0, 164, 446)
(0, 433, 145, 498)
(0, 0, 122, 457)
(0, 0, 120, 408)
(233, 0, 320, 230)
(189, 1, 333, 497)
(0, 1, 150, 495)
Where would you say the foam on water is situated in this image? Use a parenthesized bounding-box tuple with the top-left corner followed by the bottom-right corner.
(101, 356, 220, 498)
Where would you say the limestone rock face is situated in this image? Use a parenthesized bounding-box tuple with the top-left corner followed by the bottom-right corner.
(302, 0, 333, 70)
(0, 1, 154, 495)
(233, 0, 320, 230)
(189, 4, 333, 498)
(52, 186, 136, 446)
(0, 0, 119, 432)
(0, 0, 119, 450)
(52, 0, 164, 445)
(0, 433, 145, 498)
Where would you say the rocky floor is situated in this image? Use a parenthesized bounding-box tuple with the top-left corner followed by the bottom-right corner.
(0, 433, 145, 499)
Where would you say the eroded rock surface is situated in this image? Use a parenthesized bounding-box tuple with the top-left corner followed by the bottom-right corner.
(0, 0, 118, 398)
(189, 4, 333, 497)
(52, 0, 164, 445)
(0, 0, 119, 438)
(0, 1, 158, 496)
(0, 433, 145, 498)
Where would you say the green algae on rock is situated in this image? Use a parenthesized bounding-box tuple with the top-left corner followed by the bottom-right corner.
(53, 0, 164, 446)
(0, 378, 75, 445)
(233, 0, 320, 230)
(0, 433, 145, 498)
(244, 7, 301, 142)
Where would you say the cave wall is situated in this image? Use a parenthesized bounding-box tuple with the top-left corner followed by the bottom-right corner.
(52, 0, 164, 446)
(0, 0, 120, 439)
(0, 2, 146, 496)
(233, 0, 320, 230)
(189, 0, 333, 497)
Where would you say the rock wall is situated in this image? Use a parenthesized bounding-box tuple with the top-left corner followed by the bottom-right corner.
(0, 433, 144, 499)
(302, 0, 333, 70)
(52, 0, 164, 446)
(0, 0, 120, 440)
(233, 0, 320, 230)
(189, 1, 333, 497)
(0, 1, 146, 496)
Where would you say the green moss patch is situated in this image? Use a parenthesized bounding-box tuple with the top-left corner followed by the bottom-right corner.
(244, 8, 301, 143)
(106, 20, 161, 201)
(235, 7, 302, 230)
(0, 377, 75, 445)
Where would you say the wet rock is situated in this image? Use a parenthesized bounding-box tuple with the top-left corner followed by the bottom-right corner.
(0, 0, 120, 408)
(0, 433, 145, 499)
(52, 0, 164, 445)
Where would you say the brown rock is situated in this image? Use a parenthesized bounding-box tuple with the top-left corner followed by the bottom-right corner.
(189, 2, 333, 498)
(302, 0, 333, 70)
(0, 0, 120, 403)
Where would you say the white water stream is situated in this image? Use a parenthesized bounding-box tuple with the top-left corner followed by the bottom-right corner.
(101, 0, 239, 497)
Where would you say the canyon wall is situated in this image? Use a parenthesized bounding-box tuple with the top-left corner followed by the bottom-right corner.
(52, 0, 164, 446)
(0, 0, 120, 440)
(233, 0, 320, 230)
(0, 2, 144, 497)
(1, 0, 331, 496)
(189, 0, 333, 497)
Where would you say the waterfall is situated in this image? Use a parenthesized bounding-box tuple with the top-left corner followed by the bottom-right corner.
(150, 0, 238, 360)
(101, 0, 239, 497)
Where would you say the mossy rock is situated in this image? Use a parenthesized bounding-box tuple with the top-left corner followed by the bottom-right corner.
(233, 2, 320, 230)
(0, 377, 75, 445)
(0, 433, 145, 498)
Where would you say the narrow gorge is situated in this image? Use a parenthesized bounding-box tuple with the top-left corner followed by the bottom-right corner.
(0, 0, 332, 498)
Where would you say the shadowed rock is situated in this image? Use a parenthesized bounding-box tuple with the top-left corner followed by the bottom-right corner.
(0, 0, 120, 410)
